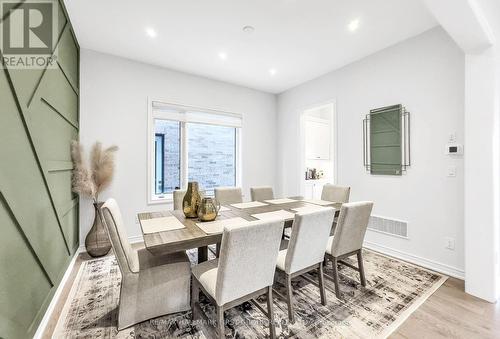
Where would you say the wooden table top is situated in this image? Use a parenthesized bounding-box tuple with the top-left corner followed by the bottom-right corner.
(138, 197, 342, 255)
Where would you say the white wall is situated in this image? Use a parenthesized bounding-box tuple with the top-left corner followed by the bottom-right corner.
(79, 49, 277, 243)
(423, 0, 500, 302)
(277, 27, 465, 277)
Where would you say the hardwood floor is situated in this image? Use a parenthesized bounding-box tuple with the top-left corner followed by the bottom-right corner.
(391, 278, 500, 339)
(43, 246, 500, 339)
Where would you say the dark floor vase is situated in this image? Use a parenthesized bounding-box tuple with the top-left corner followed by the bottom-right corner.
(85, 202, 112, 257)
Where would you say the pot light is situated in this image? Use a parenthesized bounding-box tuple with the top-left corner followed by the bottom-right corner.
(145, 27, 157, 38)
(218, 52, 227, 60)
(242, 25, 255, 33)
(348, 19, 360, 32)
(269, 68, 277, 76)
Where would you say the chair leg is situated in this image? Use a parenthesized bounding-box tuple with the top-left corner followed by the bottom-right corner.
(318, 263, 327, 306)
(191, 278, 199, 319)
(267, 286, 276, 339)
(216, 305, 225, 339)
(357, 250, 367, 287)
(285, 274, 295, 323)
(332, 257, 341, 299)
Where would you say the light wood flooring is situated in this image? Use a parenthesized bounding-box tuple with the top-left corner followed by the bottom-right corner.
(43, 245, 500, 339)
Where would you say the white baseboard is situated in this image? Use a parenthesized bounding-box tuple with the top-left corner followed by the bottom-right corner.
(364, 240, 465, 279)
(33, 251, 80, 339)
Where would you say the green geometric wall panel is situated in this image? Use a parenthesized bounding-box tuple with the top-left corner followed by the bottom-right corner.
(0, 1, 79, 338)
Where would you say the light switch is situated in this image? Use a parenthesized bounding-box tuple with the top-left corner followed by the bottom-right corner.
(447, 166, 456, 177)
(445, 237, 455, 250)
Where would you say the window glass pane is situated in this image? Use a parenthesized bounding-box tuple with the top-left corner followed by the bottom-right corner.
(154, 119, 181, 194)
(187, 123, 236, 195)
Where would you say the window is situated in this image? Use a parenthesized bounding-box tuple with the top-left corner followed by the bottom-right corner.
(187, 123, 236, 195)
(154, 120, 180, 194)
(149, 100, 241, 203)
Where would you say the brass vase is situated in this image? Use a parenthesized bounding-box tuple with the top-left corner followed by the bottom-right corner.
(198, 197, 221, 222)
(85, 202, 112, 257)
(183, 181, 201, 218)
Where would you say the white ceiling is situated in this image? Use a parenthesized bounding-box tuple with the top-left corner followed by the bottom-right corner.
(64, 0, 437, 93)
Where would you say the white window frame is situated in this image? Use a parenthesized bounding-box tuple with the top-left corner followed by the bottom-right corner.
(147, 98, 242, 205)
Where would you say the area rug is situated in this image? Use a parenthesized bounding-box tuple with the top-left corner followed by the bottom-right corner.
(52, 249, 446, 338)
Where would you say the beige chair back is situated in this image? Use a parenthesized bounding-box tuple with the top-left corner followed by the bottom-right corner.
(215, 220, 284, 305)
(321, 184, 351, 203)
(285, 208, 335, 274)
(329, 201, 373, 257)
(250, 186, 274, 201)
(101, 198, 139, 273)
(214, 187, 243, 204)
(173, 189, 186, 210)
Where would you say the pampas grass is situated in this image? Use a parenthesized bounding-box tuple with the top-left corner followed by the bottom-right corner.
(71, 141, 118, 202)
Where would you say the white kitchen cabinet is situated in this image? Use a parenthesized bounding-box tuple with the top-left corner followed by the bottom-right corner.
(303, 180, 328, 199)
(305, 118, 330, 160)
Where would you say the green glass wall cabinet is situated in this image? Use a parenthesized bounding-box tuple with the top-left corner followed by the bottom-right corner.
(0, 1, 80, 338)
(363, 104, 410, 175)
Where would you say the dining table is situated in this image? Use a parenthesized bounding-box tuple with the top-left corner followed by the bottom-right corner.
(138, 196, 342, 263)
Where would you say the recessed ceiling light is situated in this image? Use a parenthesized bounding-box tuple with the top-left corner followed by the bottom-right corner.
(218, 52, 227, 60)
(269, 68, 277, 76)
(145, 27, 157, 38)
(242, 25, 255, 33)
(348, 19, 360, 32)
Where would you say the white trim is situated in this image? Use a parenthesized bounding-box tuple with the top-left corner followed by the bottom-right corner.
(364, 240, 465, 279)
(33, 251, 80, 339)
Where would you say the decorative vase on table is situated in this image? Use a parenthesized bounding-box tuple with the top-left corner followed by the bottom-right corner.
(198, 197, 221, 222)
(85, 202, 112, 257)
(183, 181, 201, 218)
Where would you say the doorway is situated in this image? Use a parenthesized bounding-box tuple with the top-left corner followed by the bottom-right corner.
(300, 102, 336, 199)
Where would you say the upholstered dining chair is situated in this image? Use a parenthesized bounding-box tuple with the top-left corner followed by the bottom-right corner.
(173, 189, 186, 210)
(214, 186, 243, 204)
(191, 219, 284, 339)
(321, 184, 351, 203)
(250, 186, 274, 201)
(100, 198, 191, 330)
(325, 201, 374, 299)
(275, 208, 335, 322)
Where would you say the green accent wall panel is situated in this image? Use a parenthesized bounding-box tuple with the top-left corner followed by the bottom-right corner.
(57, 26, 79, 91)
(37, 63, 79, 125)
(0, 1, 79, 338)
(0, 195, 53, 339)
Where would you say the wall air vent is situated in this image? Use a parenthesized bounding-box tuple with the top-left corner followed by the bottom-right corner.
(368, 215, 408, 238)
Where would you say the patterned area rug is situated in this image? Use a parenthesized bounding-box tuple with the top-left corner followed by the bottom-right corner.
(53, 249, 446, 338)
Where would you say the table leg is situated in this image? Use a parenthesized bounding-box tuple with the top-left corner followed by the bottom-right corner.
(198, 246, 208, 263)
(216, 242, 221, 257)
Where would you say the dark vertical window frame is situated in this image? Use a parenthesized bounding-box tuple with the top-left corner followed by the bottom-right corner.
(154, 133, 165, 194)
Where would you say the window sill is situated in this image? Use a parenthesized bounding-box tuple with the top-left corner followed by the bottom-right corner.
(148, 197, 174, 206)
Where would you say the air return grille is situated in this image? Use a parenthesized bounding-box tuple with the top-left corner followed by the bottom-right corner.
(368, 215, 408, 238)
